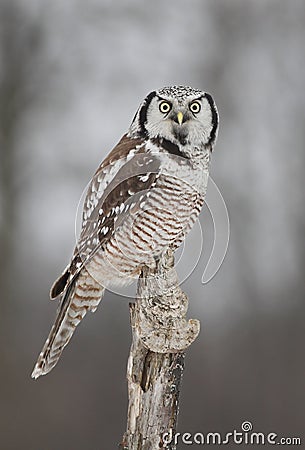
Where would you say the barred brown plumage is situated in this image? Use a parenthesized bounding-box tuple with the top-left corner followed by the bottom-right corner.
(32, 85, 218, 379)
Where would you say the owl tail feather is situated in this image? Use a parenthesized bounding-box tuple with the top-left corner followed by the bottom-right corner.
(31, 271, 104, 379)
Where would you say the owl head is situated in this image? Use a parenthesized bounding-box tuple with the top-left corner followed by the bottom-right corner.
(129, 85, 219, 156)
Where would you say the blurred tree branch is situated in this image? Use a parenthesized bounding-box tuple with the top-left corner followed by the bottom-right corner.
(120, 249, 200, 449)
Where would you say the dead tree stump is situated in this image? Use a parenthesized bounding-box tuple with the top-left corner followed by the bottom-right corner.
(120, 249, 200, 449)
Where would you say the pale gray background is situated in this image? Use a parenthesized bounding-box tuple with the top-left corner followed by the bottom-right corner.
(0, 1, 304, 448)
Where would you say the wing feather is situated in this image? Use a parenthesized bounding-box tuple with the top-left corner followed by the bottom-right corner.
(51, 134, 160, 296)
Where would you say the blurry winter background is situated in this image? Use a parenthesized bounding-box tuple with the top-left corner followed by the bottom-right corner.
(1, 0, 304, 448)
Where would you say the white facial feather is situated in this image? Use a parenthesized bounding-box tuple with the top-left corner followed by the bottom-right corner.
(145, 95, 214, 147)
(128, 85, 218, 158)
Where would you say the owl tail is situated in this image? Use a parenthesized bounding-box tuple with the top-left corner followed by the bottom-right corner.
(31, 270, 104, 379)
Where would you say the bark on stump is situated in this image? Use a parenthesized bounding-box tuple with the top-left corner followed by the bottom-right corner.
(120, 249, 200, 450)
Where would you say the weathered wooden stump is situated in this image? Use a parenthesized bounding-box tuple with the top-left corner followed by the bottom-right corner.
(120, 249, 200, 450)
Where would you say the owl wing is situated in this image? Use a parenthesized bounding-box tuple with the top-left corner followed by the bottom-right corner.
(32, 135, 163, 379)
(50, 133, 160, 298)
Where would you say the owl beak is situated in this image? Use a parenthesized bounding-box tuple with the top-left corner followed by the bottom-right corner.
(177, 111, 184, 126)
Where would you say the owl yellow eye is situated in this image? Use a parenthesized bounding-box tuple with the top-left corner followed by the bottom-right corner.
(159, 101, 172, 114)
(189, 101, 201, 114)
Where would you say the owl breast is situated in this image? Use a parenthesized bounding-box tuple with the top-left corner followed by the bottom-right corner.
(86, 152, 209, 288)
